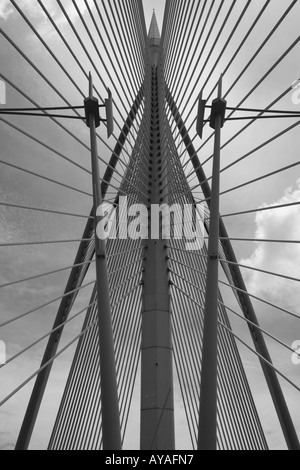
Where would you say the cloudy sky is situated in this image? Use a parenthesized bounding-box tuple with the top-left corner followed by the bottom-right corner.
(0, 0, 299, 451)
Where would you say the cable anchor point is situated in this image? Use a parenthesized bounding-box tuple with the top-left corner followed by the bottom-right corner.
(84, 73, 114, 138)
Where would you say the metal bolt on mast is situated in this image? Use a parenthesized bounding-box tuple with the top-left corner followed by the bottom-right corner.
(84, 73, 121, 450)
(197, 76, 227, 451)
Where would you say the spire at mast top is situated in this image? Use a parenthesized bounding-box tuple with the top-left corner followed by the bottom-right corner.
(148, 10, 161, 46)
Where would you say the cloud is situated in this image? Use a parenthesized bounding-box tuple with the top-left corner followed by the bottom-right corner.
(0, 0, 44, 20)
(0, 0, 97, 41)
(3, 0, 94, 23)
(7, 0, 97, 41)
(0, 0, 13, 20)
(240, 179, 300, 313)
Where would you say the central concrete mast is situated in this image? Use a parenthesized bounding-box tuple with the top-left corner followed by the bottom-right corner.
(140, 12, 175, 450)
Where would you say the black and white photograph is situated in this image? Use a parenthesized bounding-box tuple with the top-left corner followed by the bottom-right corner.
(0, 0, 299, 454)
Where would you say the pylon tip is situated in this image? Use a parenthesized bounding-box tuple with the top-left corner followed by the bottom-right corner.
(218, 75, 223, 98)
(89, 72, 93, 97)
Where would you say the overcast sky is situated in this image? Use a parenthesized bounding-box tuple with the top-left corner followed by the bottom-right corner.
(0, 0, 299, 451)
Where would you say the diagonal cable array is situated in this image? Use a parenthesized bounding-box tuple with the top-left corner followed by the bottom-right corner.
(48, 122, 149, 449)
(158, 64, 267, 449)
(0, 0, 148, 451)
(162, 0, 300, 451)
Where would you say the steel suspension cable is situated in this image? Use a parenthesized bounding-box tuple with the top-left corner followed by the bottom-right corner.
(0, 157, 92, 198)
(177, 0, 290, 145)
(95, 0, 141, 96)
(128, 0, 146, 63)
(37, 0, 147, 175)
(0, 259, 95, 290)
(218, 322, 300, 394)
(162, 0, 176, 61)
(0, 201, 92, 219)
(0, 279, 95, 329)
(163, 0, 183, 77)
(184, 38, 300, 168)
(2, 301, 97, 368)
(122, 0, 145, 75)
(72, 0, 136, 113)
(0, 72, 143, 196)
(171, 0, 223, 108)
(165, 0, 201, 88)
(164, 0, 191, 83)
(176, 0, 235, 116)
(85, 0, 139, 107)
(219, 280, 300, 321)
(170, 266, 297, 356)
(175, 0, 290, 158)
(111, 0, 144, 83)
(0, 319, 98, 408)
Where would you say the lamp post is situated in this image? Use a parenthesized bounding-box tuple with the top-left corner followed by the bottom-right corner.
(84, 73, 121, 450)
(197, 76, 227, 450)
